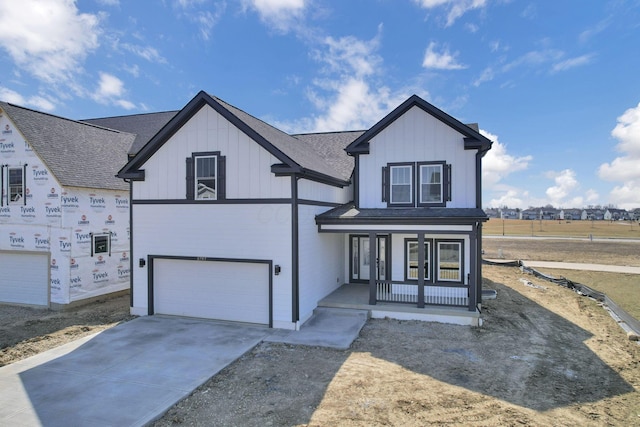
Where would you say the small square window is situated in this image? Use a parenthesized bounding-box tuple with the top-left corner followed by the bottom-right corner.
(92, 233, 111, 256)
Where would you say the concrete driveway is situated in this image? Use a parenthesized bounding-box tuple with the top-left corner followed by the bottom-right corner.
(0, 310, 367, 427)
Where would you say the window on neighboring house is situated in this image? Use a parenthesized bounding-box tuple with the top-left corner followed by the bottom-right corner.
(436, 241, 462, 282)
(1, 165, 26, 206)
(406, 240, 430, 281)
(8, 167, 24, 203)
(389, 163, 413, 206)
(91, 232, 111, 257)
(186, 152, 226, 201)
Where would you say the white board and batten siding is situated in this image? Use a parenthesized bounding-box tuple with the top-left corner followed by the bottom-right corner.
(0, 251, 50, 306)
(131, 203, 294, 328)
(297, 204, 346, 323)
(133, 104, 290, 201)
(298, 179, 352, 205)
(358, 106, 477, 209)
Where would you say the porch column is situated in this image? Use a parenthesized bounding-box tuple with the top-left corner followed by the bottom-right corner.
(417, 232, 425, 308)
(469, 227, 478, 311)
(368, 232, 377, 305)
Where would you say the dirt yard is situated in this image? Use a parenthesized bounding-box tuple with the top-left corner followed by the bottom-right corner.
(1, 248, 640, 425)
(0, 294, 134, 367)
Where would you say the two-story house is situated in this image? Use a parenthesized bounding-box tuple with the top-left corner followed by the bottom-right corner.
(0, 102, 134, 307)
(117, 92, 492, 329)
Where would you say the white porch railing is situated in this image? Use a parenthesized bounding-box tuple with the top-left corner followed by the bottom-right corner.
(376, 281, 469, 307)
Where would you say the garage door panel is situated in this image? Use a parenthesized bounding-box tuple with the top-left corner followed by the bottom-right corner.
(154, 259, 270, 325)
(0, 252, 49, 306)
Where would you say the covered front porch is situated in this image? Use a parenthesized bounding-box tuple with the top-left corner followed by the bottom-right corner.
(315, 204, 488, 326)
(318, 283, 481, 326)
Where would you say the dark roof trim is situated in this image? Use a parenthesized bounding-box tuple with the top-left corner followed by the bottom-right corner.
(118, 91, 300, 179)
(272, 164, 350, 187)
(345, 94, 493, 155)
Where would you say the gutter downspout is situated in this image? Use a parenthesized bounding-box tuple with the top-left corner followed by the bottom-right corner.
(291, 175, 300, 325)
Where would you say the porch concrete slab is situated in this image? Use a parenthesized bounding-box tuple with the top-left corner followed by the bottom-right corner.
(266, 307, 369, 349)
(0, 316, 269, 427)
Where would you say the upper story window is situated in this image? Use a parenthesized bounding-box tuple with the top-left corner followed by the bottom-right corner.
(196, 155, 217, 200)
(186, 152, 226, 201)
(383, 161, 450, 207)
(1, 164, 27, 206)
(389, 163, 413, 206)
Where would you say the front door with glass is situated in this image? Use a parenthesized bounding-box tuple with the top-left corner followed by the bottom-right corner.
(350, 235, 388, 282)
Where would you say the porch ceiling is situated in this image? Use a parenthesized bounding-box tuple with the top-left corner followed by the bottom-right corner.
(316, 203, 488, 230)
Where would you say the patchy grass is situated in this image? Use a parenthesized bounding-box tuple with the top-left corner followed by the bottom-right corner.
(484, 218, 640, 239)
(531, 268, 640, 321)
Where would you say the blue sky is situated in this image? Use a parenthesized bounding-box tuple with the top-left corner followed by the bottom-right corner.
(1, 0, 639, 210)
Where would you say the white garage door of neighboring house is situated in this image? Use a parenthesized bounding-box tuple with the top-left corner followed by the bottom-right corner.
(0, 252, 49, 307)
(153, 258, 271, 326)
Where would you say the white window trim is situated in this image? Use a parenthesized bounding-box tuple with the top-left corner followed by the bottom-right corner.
(389, 164, 413, 205)
(436, 241, 462, 282)
(195, 155, 217, 200)
(419, 163, 443, 204)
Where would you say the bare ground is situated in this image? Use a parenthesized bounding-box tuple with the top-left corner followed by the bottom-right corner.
(1, 245, 640, 426)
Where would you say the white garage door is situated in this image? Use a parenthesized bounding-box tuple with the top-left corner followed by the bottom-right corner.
(154, 258, 270, 325)
(0, 252, 49, 306)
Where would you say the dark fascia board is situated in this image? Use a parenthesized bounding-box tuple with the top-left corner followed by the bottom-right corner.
(117, 91, 300, 179)
(345, 94, 493, 155)
(271, 164, 351, 188)
(316, 215, 489, 226)
(464, 137, 492, 157)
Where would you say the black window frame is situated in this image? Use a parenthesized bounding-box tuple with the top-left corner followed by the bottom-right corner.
(2, 164, 27, 206)
(91, 232, 111, 257)
(404, 238, 431, 282)
(417, 161, 450, 207)
(434, 239, 464, 283)
(186, 151, 226, 201)
(386, 162, 414, 207)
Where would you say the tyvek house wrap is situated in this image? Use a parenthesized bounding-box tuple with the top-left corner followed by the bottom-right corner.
(0, 111, 129, 305)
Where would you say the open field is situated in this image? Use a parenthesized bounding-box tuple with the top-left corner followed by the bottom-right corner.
(484, 218, 640, 239)
(482, 237, 640, 324)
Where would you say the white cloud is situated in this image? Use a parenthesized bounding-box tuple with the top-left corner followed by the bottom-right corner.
(551, 54, 595, 73)
(174, 1, 226, 40)
(473, 66, 494, 86)
(243, 0, 306, 32)
(545, 169, 579, 205)
(0, 0, 101, 85)
(502, 48, 564, 73)
(422, 42, 467, 70)
(97, 0, 120, 6)
(121, 44, 166, 63)
(414, 0, 488, 27)
(598, 102, 640, 209)
(92, 72, 135, 110)
(480, 129, 532, 188)
(0, 86, 56, 111)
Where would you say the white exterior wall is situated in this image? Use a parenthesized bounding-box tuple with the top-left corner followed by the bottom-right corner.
(0, 113, 129, 305)
(297, 204, 345, 323)
(131, 203, 294, 327)
(134, 105, 290, 200)
(358, 106, 476, 209)
(298, 179, 352, 204)
(390, 233, 470, 284)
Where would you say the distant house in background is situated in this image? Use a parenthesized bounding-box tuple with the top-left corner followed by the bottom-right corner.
(0, 102, 135, 307)
(604, 208, 631, 221)
(560, 208, 582, 221)
(521, 208, 540, 220)
(582, 208, 605, 221)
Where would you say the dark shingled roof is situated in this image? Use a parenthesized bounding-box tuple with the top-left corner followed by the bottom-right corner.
(316, 203, 489, 224)
(0, 101, 135, 191)
(213, 96, 354, 182)
(81, 111, 178, 156)
(293, 131, 364, 182)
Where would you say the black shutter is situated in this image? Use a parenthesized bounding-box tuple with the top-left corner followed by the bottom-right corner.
(446, 164, 452, 202)
(381, 166, 388, 202)
(218, 155, 226, 200)
(186, 157, 194, 200)
(22, 164, 27, 206)
(90, 232, 94, 257)
(1, 165, 4, 207)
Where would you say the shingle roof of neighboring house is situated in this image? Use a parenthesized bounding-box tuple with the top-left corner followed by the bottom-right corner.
(316, 203, 489, 224)
(0, 101, 134, 191)
(81, 111, 178, 157)
(119, 91, 356, 185)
